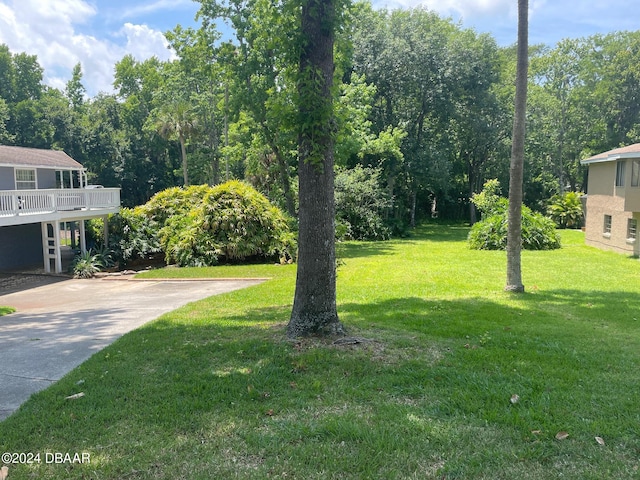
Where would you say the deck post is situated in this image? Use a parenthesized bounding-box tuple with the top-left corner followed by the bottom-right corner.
(102, 216, 109, 248)
(41, 221, 62, 273)
(79, 220, 87, 255)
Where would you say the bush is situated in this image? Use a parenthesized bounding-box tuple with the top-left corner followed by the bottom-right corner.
(161, 181, 296, 266)
(139, 185, 212, 226)
(107, 208, 163, 267)
(469, 180, 561, 251)
(335, 165, 392, 241)
(547, 191, 584, 229)
(102, 183, 295, 268)
(471, 178, 506, 217)
(72, 250, 103, 278)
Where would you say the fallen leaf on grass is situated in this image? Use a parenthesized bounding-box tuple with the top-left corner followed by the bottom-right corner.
(510, 394, 520, 404)
(65, 392, 85, 400)
(0, 466, 8, 480)
(555, 431, 569, 440)
(265, 409, 274, 416)
(531, 430, 542, 435)
(595, 436, 605, 446)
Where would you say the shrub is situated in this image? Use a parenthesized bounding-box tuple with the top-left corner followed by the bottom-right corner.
(72, 250, 103, 278)
(162, 181, 295, 266)
(335, 165, 392, 241)
(107, 208, 163, 267)
(139, 185, 212, 226)
(547, 191, 584, 229)
(469, 180, 561, 251)
(471, 179, 506, 217)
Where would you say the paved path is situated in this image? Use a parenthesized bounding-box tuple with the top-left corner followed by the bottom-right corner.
(0, 276, 265, 420)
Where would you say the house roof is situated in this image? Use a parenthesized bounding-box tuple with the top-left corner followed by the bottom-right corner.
(581, 143, 640, 165)
(0, 145, 84, 169)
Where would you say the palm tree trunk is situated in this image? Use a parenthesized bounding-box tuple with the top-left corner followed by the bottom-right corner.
(179, 134, 189, 186)
(505, 0, 528, 293)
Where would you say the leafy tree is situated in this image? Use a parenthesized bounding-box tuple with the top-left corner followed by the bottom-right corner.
(288, 0, 344, 338)
(164, 25, 226, 185)
(196, 0, 299, 216)
(335, 165, 392, 240)
(65, 63, 86, 110)
(350, 6, 507, 225)
(12, 52, 43, 102)
(0, 44, 15, 102)
(505, 0, 529, 293)
(150, 100, 199, 186)
(113, 55, 182, 205)
(0, 98, 14, 143)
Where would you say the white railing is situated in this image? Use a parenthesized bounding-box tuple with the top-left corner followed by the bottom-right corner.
(0, 188, 120, 218)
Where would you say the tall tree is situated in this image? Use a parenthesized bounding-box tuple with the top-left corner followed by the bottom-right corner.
(0, 98, 14, 143)
(287, 0, 344, 337)
(153, 100, 199, 186)
(196, 0, 299, 216)
(65, 62, 86, 110)
(505, 0, 529, 293)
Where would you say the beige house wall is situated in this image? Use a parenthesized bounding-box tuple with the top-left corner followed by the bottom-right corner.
(584, 161, 639, 255)
(586, 162, 616, 196)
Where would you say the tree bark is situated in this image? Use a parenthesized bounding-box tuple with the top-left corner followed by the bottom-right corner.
(179, 133, 189, 186)
(505, 0, 528, 293)
(287, 0, 344, 338)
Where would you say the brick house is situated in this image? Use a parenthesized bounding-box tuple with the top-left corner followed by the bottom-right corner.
(0, 145, 120, 273)
(581, 143, 640, 256)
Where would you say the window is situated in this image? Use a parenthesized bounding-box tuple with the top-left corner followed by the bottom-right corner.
(15, 169, 36, 190)
(632, 160, 640, 187)
(616, 161, 626, 187)
(604, 215, 612, 235)
(628, 218, 638, 240)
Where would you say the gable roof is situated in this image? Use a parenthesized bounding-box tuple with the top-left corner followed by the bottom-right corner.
(0, 145, 83, 169)
(581, 143, 640, 165)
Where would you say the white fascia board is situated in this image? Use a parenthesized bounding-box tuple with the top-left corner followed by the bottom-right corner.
(581, 152, 640, 165)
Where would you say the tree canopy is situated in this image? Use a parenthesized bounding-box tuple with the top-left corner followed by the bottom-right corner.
(0, 4, 638, 224)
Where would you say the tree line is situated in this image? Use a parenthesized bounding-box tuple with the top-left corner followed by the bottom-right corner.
(2, 1, 640, 228)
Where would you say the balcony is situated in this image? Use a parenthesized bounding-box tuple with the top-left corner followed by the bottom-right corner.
(0, 188, 121, 227)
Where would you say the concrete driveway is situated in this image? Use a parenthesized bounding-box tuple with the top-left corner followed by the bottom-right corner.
(0, 276, 265, 420)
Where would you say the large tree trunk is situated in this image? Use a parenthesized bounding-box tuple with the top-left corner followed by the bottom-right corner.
(287, 0, 344, 338)
(505, 0, 528, 293)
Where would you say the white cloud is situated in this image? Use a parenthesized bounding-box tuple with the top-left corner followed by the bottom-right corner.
(373, 0, 515, 20)
(118, 23, 175, 63)
(0, 0, 176, 97)
(420, 0, 513, 19)
(118, 0, 194, 20)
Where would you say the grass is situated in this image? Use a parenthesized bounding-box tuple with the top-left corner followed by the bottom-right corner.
(0, 306, 15, 316)
(1, 225, 639, 479)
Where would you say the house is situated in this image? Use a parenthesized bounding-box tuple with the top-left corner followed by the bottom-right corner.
(581, 143, 640, 256)
(0, 145, 120, 273)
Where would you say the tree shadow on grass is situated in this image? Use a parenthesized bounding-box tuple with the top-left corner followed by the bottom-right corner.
(6, 288, 640, 479)
(410, 223, 470, 243)
(336, 241, 397, 259)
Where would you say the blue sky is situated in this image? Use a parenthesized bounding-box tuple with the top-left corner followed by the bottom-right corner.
(0, 0, 638, 97)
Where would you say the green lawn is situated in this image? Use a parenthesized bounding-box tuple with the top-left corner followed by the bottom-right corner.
(1, 226, 639, 479)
